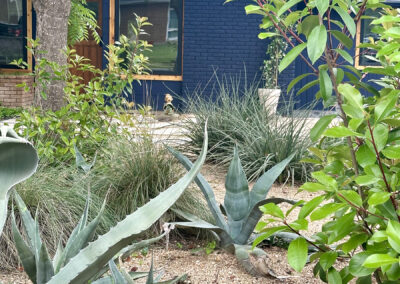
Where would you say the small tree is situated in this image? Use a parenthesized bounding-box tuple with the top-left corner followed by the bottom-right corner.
(32, 0, 71, 111)
(228, 0, 400, 282)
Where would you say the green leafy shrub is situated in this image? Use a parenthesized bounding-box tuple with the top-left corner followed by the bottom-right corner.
(181, 74, 314, 181)
(1, 134, 212, 269)
(13, 125, 208, 284)
(235, 0, 400, 282)
(14, 15, 152, 163)
(68, 0, 101, 46)
(261, 31, 288, 89)
(0, 107, 23, 119)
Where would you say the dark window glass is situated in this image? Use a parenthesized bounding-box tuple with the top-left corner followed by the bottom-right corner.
(0, 0, 26, 68)
(358, 9, 381, 67)
(119, 0, 183, 75)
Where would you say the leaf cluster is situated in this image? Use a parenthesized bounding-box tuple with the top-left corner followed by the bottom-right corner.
(13, 15, 152, 163)
(239, 0, 400, 282)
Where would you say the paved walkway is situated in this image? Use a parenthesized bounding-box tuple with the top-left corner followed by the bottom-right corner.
(0, 115, 193, 145)
(0, 112, 339, 145)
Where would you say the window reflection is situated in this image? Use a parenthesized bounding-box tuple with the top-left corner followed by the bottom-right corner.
(0, 0, 25, 67)
(119, 0, 183, 75)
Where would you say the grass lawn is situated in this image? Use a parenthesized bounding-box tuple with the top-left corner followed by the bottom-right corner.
(145, 41, 178, 71)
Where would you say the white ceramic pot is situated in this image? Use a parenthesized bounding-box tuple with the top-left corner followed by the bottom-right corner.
(258, 88, 281, 115)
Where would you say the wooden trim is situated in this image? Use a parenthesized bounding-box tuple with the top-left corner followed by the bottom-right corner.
(0, 69, 31, 74)
(181, 0, 184, 77)
(109, 0, 115, 45)
(0, 0, 33, 73)
(134, 75, 183, 81)
(354, 13, 382, 70)
(27, 0, 32, 71)
(354, 19, 362, 69)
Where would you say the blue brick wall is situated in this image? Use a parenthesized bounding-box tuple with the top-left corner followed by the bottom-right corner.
(182, 0, 297, 102)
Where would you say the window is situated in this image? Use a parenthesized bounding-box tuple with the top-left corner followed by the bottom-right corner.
(118, 0, 183, 76)
(355, 2, 400, 68)
(0, 0, 27, 69)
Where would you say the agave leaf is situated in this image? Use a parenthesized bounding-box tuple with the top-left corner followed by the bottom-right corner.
(249, 154, 295, 208)
(109, 260, 129, 284)
(52, 238, 64, 269)
(120, 267, 135, 284)
(47, 125, 208, 284)
(92, 272, 149, 284)
(62, 210, 103, 266)
(13, 191, 41, 252)
(55, 197, 107, 273)
(11, 206, 37, 283)
(0, 127, 38, 236)
(171, 208, 234, 248)
(121, 233, 166, 261)
(224, 147, 250, 240)
(36, 243, 54, 284)
(79, 190, 91, 230)
(235, 198, 299, 245)
(157, 274, 188, 284)
(166, 146, 227, 231)
(74, 145, 96, 173)
(55, 191, 93, 272)
(92, 234, 168, 282)
(146, 255, 155, 284)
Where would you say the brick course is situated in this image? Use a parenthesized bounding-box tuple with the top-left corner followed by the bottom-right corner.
(0, 75, 34, 108)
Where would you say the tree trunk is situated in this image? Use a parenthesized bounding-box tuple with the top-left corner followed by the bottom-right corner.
(32, 0, 71, 111)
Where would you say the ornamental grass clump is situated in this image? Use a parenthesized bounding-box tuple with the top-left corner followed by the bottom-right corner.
(3, 125, 209, 283)
(92, 136, 212, 224)
(181, 73, 314, 181)
(0, 162, 115, 270)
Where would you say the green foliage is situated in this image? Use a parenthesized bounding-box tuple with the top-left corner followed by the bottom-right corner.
(0, 106, 23, 119)
(167, 145, 294, 275)
(181, 74, 314, 181)
(13, 15, 152, 163)
(261, 32, 288, 89)
(91, 136, 212, 223)
(68, 0, 101, 46)
(11, 125, 209, 283)
(0, 162, 115, 270)
(92, 258, 188, 283)
(1, 134, 211, 269)
(237, 0, 400, 282)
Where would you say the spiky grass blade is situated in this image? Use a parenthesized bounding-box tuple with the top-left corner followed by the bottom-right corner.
(249, 154, 295, 208)
(166, 146, 227, 231)
(11, 208, 36, 283)
(109, 260, 129, 284)
(236, 198, 298, 245)
(13, 191, 40, 252)
(47, 125, 208, 283)
(36, 243, 54, 284)
(121, 233, 166, 261)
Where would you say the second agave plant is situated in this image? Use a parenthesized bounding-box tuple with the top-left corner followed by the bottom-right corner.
(167, 146, 296, 276)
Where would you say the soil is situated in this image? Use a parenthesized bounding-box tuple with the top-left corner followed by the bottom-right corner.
(0, 164, 329, 284)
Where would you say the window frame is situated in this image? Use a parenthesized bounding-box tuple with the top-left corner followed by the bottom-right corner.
(355, 1, 400, 69)
(0, 0, 32, 73)
(111, 0, 184, 81)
